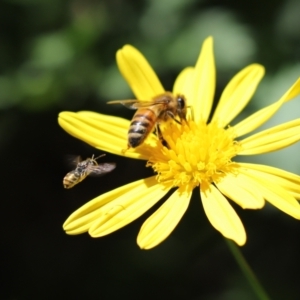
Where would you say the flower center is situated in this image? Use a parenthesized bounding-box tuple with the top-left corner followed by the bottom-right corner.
(146, 120, 241, 192)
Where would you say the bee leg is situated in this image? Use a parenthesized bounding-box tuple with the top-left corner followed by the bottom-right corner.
(167, 110, 189, 128)
(187, 105, 194, 122)
(121, 146, 130, 154)
(166, 111, 182, 125)
(156, 124, 169, 148)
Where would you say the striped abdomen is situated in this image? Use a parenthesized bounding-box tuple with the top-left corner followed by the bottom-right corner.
(128, 108, 157, 148)
(63, 171, 87, 189)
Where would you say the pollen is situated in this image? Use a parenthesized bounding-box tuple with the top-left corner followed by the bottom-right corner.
(146, 121, 241, 191)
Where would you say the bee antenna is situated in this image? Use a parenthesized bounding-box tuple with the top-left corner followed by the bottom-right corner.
(93, 154, 106, 161)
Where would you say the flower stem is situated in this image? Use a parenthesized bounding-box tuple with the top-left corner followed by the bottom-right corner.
(225, 239, 270, 300)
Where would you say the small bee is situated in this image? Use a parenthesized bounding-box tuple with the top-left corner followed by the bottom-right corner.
(107, 92, 187, 148)
(63, 154, 116, 189)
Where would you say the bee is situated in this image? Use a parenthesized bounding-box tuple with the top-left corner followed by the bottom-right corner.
(107, 92, 187, 148)
(63, 154, 116, 189)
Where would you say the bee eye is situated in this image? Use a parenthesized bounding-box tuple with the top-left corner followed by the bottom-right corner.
(177, 96, 185, 109)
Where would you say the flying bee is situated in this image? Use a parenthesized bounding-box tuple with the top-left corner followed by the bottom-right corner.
(107, 92, 187, 148)
(63, 154, 116, 189)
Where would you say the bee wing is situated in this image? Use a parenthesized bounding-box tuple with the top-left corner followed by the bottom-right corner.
(87, 163, 116, 176)
(65, 155, 82, 168)
(107, 99, 165, 109)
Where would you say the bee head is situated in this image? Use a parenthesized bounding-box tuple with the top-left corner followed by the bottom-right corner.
(176, 95, 187, 120)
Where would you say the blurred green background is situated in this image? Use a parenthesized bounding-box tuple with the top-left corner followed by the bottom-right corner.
(1, 0, 300, 299)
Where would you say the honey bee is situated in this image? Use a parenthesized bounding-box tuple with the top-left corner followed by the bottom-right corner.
(63, 154, 116, 189)
(107, 92, 187, 148)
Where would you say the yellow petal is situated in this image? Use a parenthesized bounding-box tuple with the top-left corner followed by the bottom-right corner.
(173, 67, 195, 120)
(173, 67, 194, 96)
(88, 177, 172, 237)
(216, 173, 264, 209)
(240, 163, 300, 199)
(234, 78, 300, 137)
(79, 110, 161, 154)
(212, 64, 264, 126)
(239, 119, 300, 154)
(240, 162, 300, 183)
(191, 37, 216, 123)
(239, 169, 300, 219)
(63, 177, 158, 234)
(58, 111, 150, 160)
(201, 185, 246, 246)
(116, 45, 165, 100)
(137, 189, 192, 249)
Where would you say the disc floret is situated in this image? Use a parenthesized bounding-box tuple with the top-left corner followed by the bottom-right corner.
(147, 121, 241, 191)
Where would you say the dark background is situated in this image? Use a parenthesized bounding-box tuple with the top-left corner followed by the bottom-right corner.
(1, 0, 300, 299)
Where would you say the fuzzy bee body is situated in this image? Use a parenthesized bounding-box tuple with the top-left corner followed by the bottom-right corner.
(128, 108, 157, 148)
(108, 92, 187, 148)
(63, 155, 116, 189)
(63, 170, 82, 189)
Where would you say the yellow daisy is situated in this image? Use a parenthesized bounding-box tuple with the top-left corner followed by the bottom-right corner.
(59, 37, 300, 249)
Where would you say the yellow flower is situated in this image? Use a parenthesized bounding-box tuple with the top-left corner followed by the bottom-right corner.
(59, 37, 300, 249)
